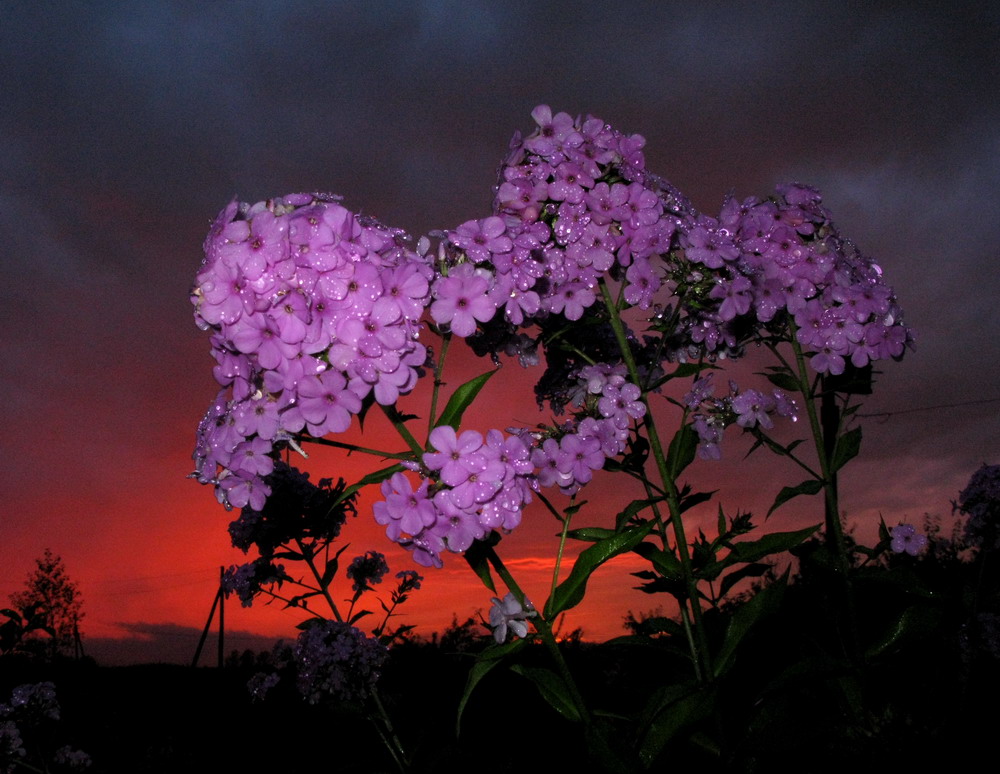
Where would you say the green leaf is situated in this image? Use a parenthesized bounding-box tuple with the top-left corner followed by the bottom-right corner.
(434, 369, 497, 430)
(319, 544, 350, 587)
(766, 479, 824, 517)
(566, 527, 617, 542)
(615, 497, 664, 530)
(456, 638, 526, 735)
(824, 363, 873, 395)
(509, 665, 582, 722)
(866, 605, 943, 659)
(726, 523, 821, 565)
(348, 609, 372, 625)
(633, 541, 684, 582)
(718, 562, 771, 600)
(713, 569, 788, 678)
(831, 426, 862, 473)
(333, 463, 404, 507)
(678, 489, 715, 515)
(545, 520, 655, 618)
(355, 391, 378, 430)
(638, 683, 714, 766)
(762, 370, 801, 392)
(666, 423, 698, 479)
(463, 532, 500, 593)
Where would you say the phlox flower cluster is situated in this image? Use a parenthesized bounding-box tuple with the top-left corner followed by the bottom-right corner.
(683, 374, 797, 460)
(436, 105, 693, 342)
(675, 184, 913, 373)
(294, 620, 387, 704)
(373, 426, 535, 568)
(438, 106, 910, 382)
(955, 463, 1000, 551)
(191, 193, 432, 511)
(529, 363, 646, 495)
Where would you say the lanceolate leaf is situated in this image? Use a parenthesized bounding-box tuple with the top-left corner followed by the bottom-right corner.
(766, 479, 824, 517)
(509, 665, 582, 722)
(831, 426, 863, 473)
(615, 498, 664, 530)
(666, 424, 698, 479)
(463, 532, 500, 593)
(725, 523, 821, 565)
(713, 569, 789, 678)
(434, 369, 497, 430)
(334, 463, 404, 507)
(456, 638, 526, 735)
(762, 370, 801, 393)
(633, 541, 684, 582)
(638, 683, 715, 767)
(545, 520, 655, 618)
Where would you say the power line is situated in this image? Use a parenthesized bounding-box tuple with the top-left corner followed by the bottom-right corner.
(857, 396, 1000, 421)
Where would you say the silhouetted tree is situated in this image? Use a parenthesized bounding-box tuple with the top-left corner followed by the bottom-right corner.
(8, 549, 84, 659)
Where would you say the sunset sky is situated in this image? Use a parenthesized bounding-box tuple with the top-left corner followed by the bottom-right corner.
(2, 1, 998, 665)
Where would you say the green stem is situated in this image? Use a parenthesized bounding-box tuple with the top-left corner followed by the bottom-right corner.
(787, 335, 848, 562)
(550, 499, 574, 602)
(598, 279, 713, 680)
(787, 330, 859, 657)
(428, 332, 452, 432)
(297, 538, 343, 622)
(369, 687, 409, 773)
(381, 404, 424, 456)
(485, 547, 592, 725)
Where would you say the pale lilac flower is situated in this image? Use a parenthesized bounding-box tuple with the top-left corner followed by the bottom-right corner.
(890, 524, 928, 556)
(489, 592, 536, 644)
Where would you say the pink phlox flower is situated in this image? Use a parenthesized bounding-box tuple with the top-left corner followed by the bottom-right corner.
(450, 216, 513, 263)
(294, 370, 362, 436)
(430, 266, 496, 337)
(424, 426, 487, 487)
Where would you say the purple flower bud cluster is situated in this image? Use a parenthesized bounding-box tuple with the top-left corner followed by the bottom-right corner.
(373, 426, 535, 568)
(0, 720, 25, 761)
(955, 463, 1000, 551)
(227, 462, 355, 557)
(52, 746, 92, 770)
(222, 558, 287, 607)
(294, 620, 387, 704)
(191, 194, 433, 511)
(1, 683, 60, 723)
(346, 550, 390, 593)
(530, 363, 646, 495)
(684, 374, 797, 460)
